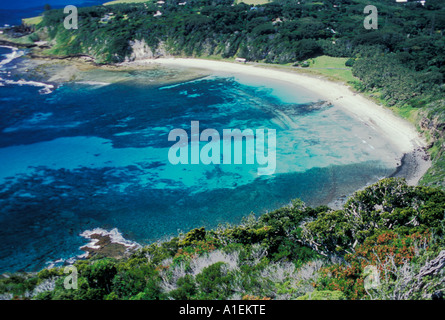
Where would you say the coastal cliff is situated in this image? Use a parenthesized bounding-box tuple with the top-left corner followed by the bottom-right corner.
(125, 39, 170, 61)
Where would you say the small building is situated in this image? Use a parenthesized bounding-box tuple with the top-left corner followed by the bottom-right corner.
(395, 0, 425, 5)
(272, 18, 282, 25)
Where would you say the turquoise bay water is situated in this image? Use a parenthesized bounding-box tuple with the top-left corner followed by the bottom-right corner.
(0, 47, 399, 272)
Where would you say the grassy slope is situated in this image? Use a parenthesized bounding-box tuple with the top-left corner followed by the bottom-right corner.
(303, 55, 356, 83)
(22, 16, 43, 25)
(246, 55, 356, 84)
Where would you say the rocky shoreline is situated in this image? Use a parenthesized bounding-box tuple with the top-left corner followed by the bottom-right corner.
(390, 146, 432, 186)
(79, 228, 141, 261)
(0, 39, 36, 49)
(327, 146, 432, 210)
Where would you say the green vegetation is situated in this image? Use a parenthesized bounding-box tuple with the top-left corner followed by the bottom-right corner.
(297, 55, 356, 83)
(296, 289, 345, 300)
(1, 178, 444, 300)
(22, 16, 43, 26)
(104, 0, 152, 5)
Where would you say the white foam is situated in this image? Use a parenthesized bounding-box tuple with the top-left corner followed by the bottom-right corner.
(79, 227, 141, 251)
(0, 77, 55, 94)
(0, 47, 55, 94)
(0, 46, 25, 68)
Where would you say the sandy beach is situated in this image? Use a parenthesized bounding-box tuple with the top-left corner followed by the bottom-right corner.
(125, 57, 431, 186)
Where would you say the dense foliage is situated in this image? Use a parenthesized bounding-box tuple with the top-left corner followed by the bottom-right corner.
(1, 178, 444, 300)
(33, 0, 445, 69)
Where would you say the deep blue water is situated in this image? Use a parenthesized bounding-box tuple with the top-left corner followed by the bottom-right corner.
(0, 47, 399, 272)
(0, 0, 106, 26)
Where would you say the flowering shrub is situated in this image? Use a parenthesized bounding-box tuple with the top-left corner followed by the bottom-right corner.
(315, 230, 431, 299)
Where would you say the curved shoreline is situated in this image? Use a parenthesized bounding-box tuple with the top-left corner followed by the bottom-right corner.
(126, 57, 431, 186)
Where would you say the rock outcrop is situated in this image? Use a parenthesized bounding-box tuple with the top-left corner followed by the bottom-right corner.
(125, 39, 170, 61)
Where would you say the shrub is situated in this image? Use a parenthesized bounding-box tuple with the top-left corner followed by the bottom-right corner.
(296, 289, 345, 300)
(315, 231, 432, 300)
(345, 58, 355, 67)
(169, 275, 197, 300)
(195, 262, 234, 299)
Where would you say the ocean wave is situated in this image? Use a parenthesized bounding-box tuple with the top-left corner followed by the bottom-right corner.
(0, 46, 26, 68)
(43, 228, 142, 269)
(0, 46, 55, 94)
(79, 227, 141, 251)
(0, 77, 55, 94)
